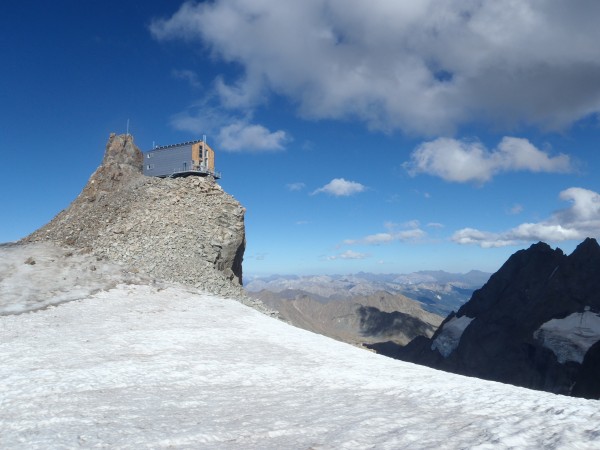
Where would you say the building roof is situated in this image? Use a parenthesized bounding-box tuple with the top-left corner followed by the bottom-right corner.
(151, 140, 204, 151)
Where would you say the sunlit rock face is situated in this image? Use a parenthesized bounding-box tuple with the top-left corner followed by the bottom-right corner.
(374, 238, 600, 399)
(23, 133, 246, 297)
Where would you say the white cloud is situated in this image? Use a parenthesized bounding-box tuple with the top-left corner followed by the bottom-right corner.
(326, 250, 369, 260)
(427, 222, 444, 229)
(218, 122, 287, 152)
(344, 233, 394, 246)
(286, 182, 306, 192)
(312, 178, 366, 197)
(400, 220, 420, 230)
(452, 228, 518, 248)
(151, 1, 600, 134)
(169, 103, 287, 152)
(167, 97, 289, 153)
(344, 228, 426, 246)
(405, 137, 572, 183)
(171, 69, 201, 88)
(452, 187, 600, 247)
(170, 104, 228, 136)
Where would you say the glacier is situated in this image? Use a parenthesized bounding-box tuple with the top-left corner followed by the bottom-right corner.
(2, 281, 600, 449)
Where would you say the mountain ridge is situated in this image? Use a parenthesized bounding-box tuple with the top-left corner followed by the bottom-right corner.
(371, 238, 600, 399)
(245, 270, 490, 316)
(254, 289, 443, 347)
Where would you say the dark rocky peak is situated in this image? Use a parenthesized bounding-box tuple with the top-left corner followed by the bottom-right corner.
(555, 237, 600, 311)
(457, 241, 565, 318)
(567, 237, 600, 267)
(380, 238, 600, 399)
(491, 241, 564, 282)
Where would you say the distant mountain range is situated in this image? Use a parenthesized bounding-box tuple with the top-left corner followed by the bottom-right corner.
(254, 290, 443, 348)
(245, 270, 491, 316)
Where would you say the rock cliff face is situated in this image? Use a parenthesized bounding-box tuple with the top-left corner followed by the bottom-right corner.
(24, 133, 246, 297)
(374, 238, 600, 399)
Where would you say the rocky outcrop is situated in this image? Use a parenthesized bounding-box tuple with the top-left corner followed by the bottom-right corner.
(23, 133, 247, 298)
(374, 238, 600, 399)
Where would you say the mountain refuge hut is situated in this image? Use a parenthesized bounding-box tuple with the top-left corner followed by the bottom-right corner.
(143, 139, 221, 179)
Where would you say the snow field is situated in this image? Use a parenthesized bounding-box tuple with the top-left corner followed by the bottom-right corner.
(1, 283, 599, 449)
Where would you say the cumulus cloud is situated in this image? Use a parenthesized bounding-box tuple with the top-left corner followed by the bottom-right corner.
(400, 220, 420, 230)
(452, 187, 600, 247)
(286, 182, 306, 192)
(170, 104, 287, 152)
(326, 250, 369, 261)
(312, 178, 366, 197)
(405, 137, 572, 183)
(218, 122, 287, 151)
(150, 1, 600, 134)
(170, 104, 228, 135)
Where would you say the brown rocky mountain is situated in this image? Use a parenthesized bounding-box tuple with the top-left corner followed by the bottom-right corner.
(23, 133, 247, 298)
(370, 238, 600, 399)
(253, 289, 443, 347)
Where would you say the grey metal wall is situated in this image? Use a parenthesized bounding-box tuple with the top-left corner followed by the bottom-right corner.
(143, 144, 193, 177)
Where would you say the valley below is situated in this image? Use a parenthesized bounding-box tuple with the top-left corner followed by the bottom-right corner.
(245, 271, 489, 348)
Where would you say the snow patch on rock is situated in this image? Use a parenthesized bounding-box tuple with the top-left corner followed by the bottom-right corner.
(431, 315, 475, 357)
(533, 310, 600, 363)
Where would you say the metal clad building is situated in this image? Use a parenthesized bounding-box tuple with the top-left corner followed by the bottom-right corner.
(143, 139, 220, 179)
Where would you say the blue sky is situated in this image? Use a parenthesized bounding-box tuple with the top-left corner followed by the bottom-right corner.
(2, 1, 600, 277)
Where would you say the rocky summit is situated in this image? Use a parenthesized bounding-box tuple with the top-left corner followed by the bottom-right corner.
(371, 238, 600, 399)
(23, 133, 247, 298)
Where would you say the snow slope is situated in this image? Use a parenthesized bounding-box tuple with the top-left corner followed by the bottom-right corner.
(2, 283, 599, 449)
